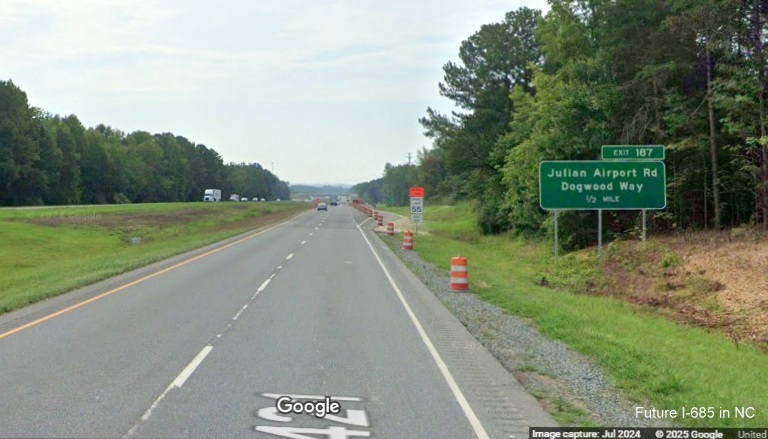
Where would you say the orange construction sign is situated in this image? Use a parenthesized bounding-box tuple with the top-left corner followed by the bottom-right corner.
(409, 187, 425, 197)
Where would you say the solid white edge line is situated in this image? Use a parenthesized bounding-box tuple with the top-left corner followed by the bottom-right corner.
(355, 225, 490, 439)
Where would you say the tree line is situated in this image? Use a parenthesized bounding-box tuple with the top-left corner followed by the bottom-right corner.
(356, 0, 768, 249)
(0, 80, 290, 206)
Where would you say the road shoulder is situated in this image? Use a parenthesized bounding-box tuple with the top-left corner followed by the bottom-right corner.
(358, 221, 557, 438)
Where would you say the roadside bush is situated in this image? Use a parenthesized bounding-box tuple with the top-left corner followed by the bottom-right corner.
(113, 193, 131, 204)
(542, 210, 597, 251)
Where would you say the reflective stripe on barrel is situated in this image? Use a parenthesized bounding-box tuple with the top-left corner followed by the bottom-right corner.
(449, 256, 469, 290)
(403, 230, 413, 250)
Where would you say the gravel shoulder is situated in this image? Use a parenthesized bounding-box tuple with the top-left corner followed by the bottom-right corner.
(375, 223, 669, 427)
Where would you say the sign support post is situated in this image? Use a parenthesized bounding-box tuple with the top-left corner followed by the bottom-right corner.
(598, 209, 603, 259)
(642, 209, 647, 243)
(554, 210, 559, 263)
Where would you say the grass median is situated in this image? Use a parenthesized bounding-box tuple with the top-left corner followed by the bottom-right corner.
(0, 202, 308, 314)
(379, 203, 766, 427)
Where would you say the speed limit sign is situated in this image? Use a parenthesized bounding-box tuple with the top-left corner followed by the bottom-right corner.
(410, 196, 424, 224)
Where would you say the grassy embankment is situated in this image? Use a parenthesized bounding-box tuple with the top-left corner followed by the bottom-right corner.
(0, 202, 307, 314)
(381, 203, 767, 428)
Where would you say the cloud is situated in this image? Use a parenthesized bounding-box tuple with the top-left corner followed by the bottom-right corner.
(7, 0, 539, 99)
(1, 0, 175, 58)
(1, 0, 550, 184)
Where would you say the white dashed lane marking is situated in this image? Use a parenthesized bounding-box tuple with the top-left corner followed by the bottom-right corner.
(124, 346, 214, 438)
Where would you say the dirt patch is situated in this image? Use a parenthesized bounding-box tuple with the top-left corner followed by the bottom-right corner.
(17, 206, 304, 244)
(675, 236, 768, 342)
(24, 209, 215, 229)
(598, 229, 768, 345)
(372, 212, 430, 235)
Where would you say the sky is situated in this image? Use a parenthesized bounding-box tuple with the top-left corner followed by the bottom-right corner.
(2, 0, 550, 186)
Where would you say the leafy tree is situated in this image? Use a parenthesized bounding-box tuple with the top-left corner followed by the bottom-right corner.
(352, 178, 383, 205)
(381, 163, 417, 206)
(155, 133, 190, 201)
(80, 129, 113, 204)
(52, 121, 81, 204)
(0, 80, 38, 205)
(416, 147, 448, 201)
(500, 0, 620, 242)
(0, 81, 293, 207)
(179, 136, 206, 201)
(200, 145, 228, 194)
(28, 112, 61, 205)
(419, 7, 543, 232)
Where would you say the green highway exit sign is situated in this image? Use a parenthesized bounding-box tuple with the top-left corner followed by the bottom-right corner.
(601, 145, 665, 160)
(539, 161, 667, 210)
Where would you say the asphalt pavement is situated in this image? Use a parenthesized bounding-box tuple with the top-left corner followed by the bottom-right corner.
(0, 204, 556, 438)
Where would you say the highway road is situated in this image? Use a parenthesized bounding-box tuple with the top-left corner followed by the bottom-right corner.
(0, 205, 556, 438)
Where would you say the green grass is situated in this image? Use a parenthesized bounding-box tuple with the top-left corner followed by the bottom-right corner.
(378, 204, 768, 427)
(0, 202, 307, 314)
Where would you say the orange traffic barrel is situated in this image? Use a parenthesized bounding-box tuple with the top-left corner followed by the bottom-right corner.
(378, 214, 383, 226)
(387, 221, 394, 236)
(403, 230, 413, 250)
(374, 211, 378, 220)
(449, 256, 469, 290)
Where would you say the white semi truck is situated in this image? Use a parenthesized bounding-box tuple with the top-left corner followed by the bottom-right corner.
(203, 189, 222, 202)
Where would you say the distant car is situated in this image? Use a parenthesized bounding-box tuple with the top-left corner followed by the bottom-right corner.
(253, 197, 259, 201)
(260, 198, 266, 202)
(330, 201, 338, 206)
(317, 203, 327, 211)
(241, 197, 249, 202)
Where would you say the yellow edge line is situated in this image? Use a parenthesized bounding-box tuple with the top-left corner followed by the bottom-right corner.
(0, 210, 309, 341)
